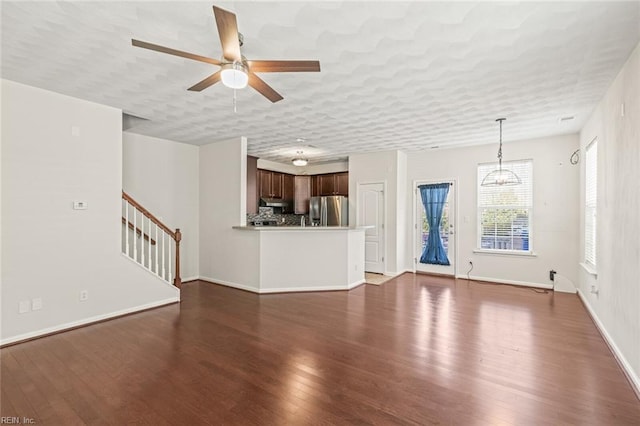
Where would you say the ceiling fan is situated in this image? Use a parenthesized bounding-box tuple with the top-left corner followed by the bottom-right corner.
(131, 5, 320, 103)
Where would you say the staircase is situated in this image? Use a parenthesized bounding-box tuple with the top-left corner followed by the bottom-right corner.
(121, 191, 182, 288)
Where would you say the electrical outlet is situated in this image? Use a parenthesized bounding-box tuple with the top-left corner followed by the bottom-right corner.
(590, 285, 599, 295)
(468, 260, 473, 265)
(79, 290, 89, 302)
(549, 270, 557, 282)
(19, 300, 30, 314)
(32, 298, 43, 311)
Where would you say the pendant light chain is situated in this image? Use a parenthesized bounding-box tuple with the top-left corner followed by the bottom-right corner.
(497, 118, 504, 171)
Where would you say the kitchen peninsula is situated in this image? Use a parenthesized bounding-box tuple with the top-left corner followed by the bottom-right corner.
(199, 138, 367, 295)
(232, 225, 367, 293)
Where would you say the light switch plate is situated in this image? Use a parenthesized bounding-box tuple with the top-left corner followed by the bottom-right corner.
(73, 201, 88, 210)
(32, 298, 43, 311)
(19, 300, 30, 314)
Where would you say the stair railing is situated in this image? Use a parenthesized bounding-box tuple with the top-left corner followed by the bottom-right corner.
(121, 191, 181, 288)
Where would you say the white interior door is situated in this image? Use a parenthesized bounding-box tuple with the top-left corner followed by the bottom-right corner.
(415, 181, 455, 275)
(359, 183, 385, 273)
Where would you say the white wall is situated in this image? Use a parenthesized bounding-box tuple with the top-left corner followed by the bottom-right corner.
(259, 230, 364, 292)
(578, 42, 640, 389)
(349, 150, 406, 275)
(396, 151, 408, 272)
(405, 135, 580, 289)
(199, 137, 260, 290)
(1, 80, 178, 344)
(123, 132, 199, 280)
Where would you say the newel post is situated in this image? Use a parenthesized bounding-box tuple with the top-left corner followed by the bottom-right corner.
(174, 228, 182, 289)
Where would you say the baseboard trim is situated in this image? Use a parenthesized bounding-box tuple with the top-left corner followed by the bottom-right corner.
(199, 276, 260, 293)
(417, 270, 455, 278)
(577, 289, 640, 400)
(0, 297, 180, 348)
(348, 279, 367, 289)
(198, 276, 366, 294)
(182, 276, 200, 283)
(455, 274, 553, 290)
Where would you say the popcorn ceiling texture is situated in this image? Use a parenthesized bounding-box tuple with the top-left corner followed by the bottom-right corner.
(2, 2, 639, 164)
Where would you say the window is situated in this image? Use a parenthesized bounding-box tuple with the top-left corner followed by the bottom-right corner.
(585, 139, 597, 267)
(477, 159, 533, 253)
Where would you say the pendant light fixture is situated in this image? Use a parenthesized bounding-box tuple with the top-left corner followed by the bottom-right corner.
(481, 118, 521, 187)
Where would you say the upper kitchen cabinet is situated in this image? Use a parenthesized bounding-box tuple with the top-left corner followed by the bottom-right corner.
(258, 169, 284, 199)
(318, 174, 334, 196)
(283, 173, 295, 202)
(334, 172, 349, 196)
(314, 172, 349, 196)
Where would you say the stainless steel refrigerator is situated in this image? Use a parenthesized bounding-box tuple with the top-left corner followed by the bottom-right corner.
(309, 196, 348, 226)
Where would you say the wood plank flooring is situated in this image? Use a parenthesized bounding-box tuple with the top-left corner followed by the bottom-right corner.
(1, 273, 639, 425)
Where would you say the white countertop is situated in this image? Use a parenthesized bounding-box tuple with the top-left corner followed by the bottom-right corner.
(232, 225, 372, 231)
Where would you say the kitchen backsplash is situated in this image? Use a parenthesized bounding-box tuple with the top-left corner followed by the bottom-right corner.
(248, 207, 306, 226)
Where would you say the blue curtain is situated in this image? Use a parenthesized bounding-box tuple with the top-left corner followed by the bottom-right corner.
(419, 183, 450, 265)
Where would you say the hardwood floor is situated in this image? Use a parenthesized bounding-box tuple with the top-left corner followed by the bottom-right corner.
(2, 274, 639, 425)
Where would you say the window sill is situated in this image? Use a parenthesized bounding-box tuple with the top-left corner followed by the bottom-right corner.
(580, 262, 598, 278)
(473, 249, 537, 258)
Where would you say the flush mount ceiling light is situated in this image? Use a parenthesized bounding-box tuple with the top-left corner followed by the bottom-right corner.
(220, 62, 248, 89)
(481, 118, 521, 187)
(292, 150, 308, 167)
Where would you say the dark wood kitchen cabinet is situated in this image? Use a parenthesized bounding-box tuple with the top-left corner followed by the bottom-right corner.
(334, 172, 349, 196)
(318, 174, 334, 196)
(258, 169, 283, 199)
(282, 173, 295, 202)
(257, 169, 295, 202)
(313, 172, 349, 197)
(256, 168, 347, 209)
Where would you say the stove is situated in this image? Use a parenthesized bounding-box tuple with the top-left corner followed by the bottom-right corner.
(250, 218, 279, 227)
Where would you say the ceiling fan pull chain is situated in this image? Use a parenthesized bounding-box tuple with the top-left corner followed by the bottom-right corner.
(233, 88, 237, 113)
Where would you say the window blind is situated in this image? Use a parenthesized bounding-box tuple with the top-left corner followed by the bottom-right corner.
(477, 159, 533, 251)
(585, 140, 597, 266)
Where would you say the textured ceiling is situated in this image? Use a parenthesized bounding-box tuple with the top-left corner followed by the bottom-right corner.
(2, 1, 639, 164)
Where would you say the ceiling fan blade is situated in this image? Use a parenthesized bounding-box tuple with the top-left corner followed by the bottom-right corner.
(212, 6, 241, 62)
(187, 71, 222, 92)
(248, 60, 321, 73)
(248, 73, 284, 103)
(132, 39, 221, 65)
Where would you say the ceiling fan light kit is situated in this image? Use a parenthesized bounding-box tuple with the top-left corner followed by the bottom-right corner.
(131, 5, 320, 103)
(220, 62, 248, 89)
(481, 118, 522, 187)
